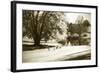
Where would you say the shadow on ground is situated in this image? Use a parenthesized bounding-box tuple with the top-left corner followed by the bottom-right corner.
(23, 44, 55, 51)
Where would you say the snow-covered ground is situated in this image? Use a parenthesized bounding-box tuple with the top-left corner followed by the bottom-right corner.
(22, 45, 91, 63)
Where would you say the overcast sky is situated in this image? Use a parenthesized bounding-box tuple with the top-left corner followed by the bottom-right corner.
(65, 12, 91, 24)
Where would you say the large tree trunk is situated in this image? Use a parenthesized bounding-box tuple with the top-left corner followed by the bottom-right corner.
(33, 36, 41, 46)
(34, 40, 40, 46)
(78, 36, 81, 45)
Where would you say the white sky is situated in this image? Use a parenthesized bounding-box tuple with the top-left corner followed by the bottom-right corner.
(65, 13, 91, 24)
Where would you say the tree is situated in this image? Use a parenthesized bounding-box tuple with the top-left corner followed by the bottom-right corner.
(82, 19, 90, 27)
(74, 16, 83, 45)
(23, 10, 66, 46)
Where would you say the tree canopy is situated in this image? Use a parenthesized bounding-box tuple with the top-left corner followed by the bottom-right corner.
(23, 10, 66, 46)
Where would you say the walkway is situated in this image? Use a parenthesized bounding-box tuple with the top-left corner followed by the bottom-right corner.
(22, 45, 91, 63)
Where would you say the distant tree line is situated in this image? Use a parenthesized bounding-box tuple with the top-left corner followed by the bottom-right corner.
(67, 16, 91, 45)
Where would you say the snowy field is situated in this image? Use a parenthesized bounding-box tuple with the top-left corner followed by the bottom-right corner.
(22, 45, 91, 63)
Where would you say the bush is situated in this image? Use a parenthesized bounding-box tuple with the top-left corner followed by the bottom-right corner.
(58, 40, 66, 45)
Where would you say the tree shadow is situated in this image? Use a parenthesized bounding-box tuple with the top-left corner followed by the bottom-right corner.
(23, 44, 55, 51)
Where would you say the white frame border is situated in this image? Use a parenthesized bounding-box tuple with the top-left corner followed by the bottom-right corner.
(16, 3, 97, 70)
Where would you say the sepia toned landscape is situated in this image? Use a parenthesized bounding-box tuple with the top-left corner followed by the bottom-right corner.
(22, 10, 91, 63)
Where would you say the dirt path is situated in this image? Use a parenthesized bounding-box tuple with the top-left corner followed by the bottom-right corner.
(22, 46, 91, 63)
